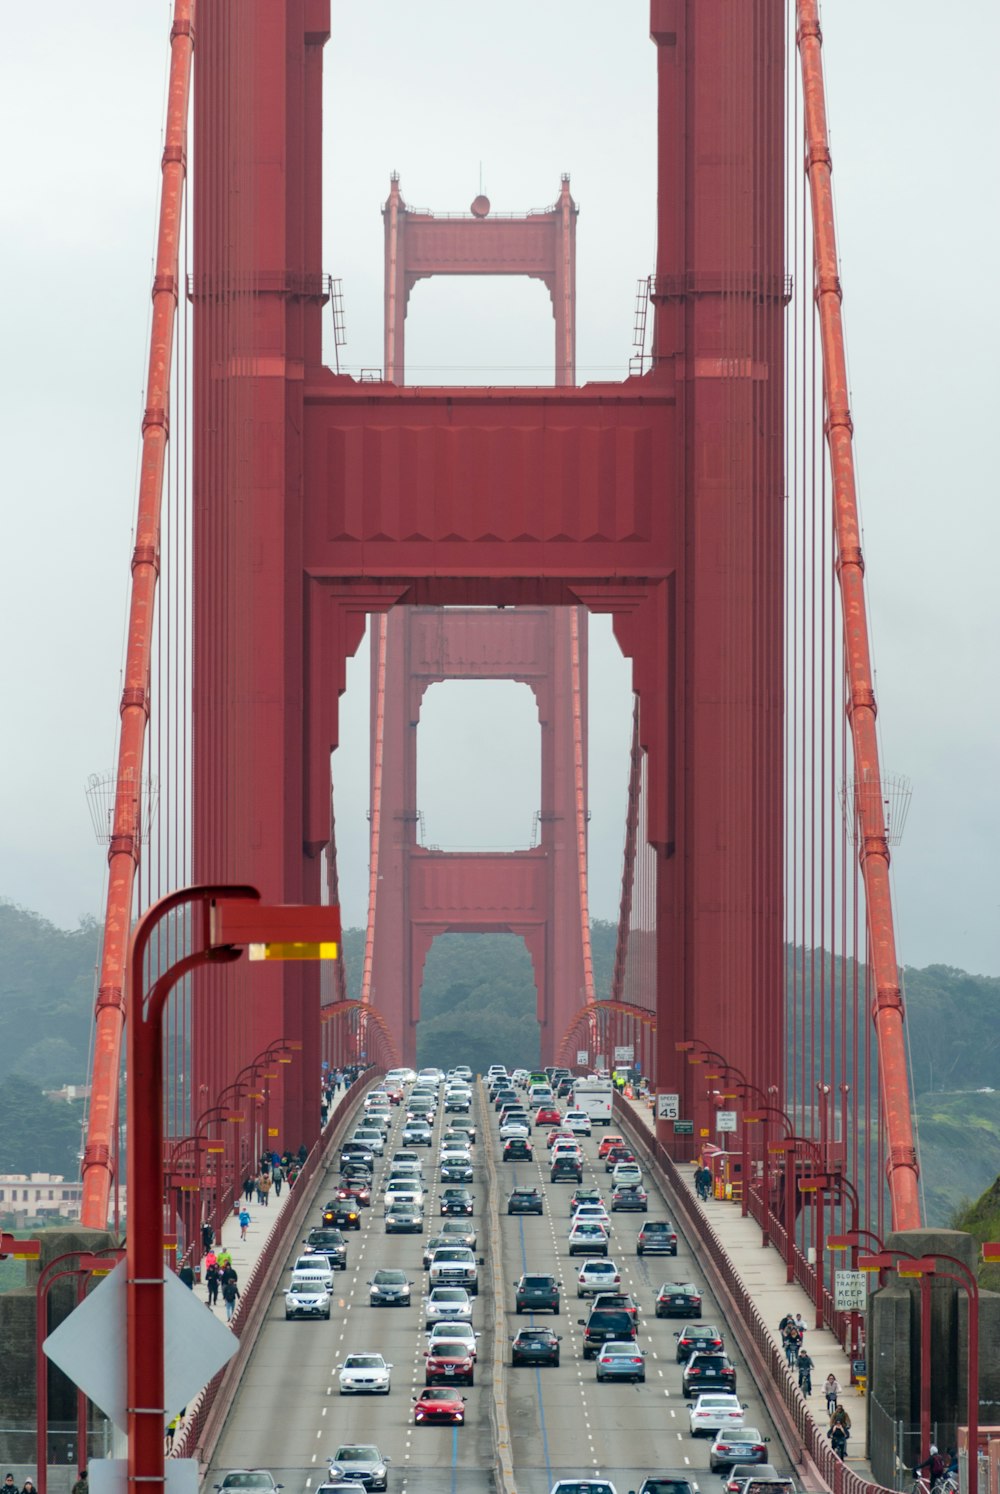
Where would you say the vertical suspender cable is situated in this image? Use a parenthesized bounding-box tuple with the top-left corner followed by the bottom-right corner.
(569, 611, 597, 1041)
(796, 0, 920, 1229)
(81, 0, 195, 1230)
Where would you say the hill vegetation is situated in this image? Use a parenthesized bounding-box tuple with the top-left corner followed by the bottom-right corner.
(1, 900, 997, 1222)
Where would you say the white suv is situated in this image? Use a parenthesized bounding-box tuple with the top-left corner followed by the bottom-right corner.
(564, 1110, 592, 1135)
(576, 1259, 622, 1297)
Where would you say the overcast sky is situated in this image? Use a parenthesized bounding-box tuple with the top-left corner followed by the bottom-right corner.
(1, 2, 997, 978)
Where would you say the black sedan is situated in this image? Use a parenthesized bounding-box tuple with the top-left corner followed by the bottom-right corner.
(440, 1188, 475, 1216)
(655, 1282, 702, 1318)
(503, 1138, 533, 1162)
(681, 1350, 737, 1396)
(321, 1199, 361, 1230)
(511, 1327, 562, 1367)
(507, 1187, 544, 1216)
(439, 1160, 474, 1184)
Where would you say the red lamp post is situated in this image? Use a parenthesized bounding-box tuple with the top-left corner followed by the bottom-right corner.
(35, 1248, 124, 1494)
(859, 1246, 983, 1489)
(125, 883, 340, 1494)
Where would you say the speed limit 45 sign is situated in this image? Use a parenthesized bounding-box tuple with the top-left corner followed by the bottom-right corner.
(657, 1093, 680, 1120)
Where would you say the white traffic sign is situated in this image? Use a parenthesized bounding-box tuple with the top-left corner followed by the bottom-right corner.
(657, 1093, 680, 1120)
(834, 1269, 867, 1312)
(576, 1050, 589, 1065)
(613, 1045, 634, 1064)
(716, 1110, 738, 1133)
(91, 1461, 198, 1494)
(595, 1054, 607, 1069)
(44, 1259, 238, 1429)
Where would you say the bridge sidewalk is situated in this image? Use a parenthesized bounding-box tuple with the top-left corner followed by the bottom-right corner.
(621, 1095, 873, 1479)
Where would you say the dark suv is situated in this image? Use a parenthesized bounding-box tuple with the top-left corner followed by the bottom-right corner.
(675, 1322, 724, 1362)
(636, 1220, 678, 1256)
(681, 1350, 737, 1395)
(550, 1154, 582, 1184)
(655, 1281, 702, 1317)
(577, 1306, 638, 1359)
(515, 1273, 560, 1313)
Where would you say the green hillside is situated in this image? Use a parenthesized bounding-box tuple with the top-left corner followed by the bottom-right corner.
(950, 1174, 1000, 1292)
(2, 899, 998, 1224)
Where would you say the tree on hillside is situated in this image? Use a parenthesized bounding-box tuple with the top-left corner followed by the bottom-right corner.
(0, 1077, 83, 1177)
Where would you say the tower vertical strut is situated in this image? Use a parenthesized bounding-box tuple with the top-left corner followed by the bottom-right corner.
(796, 0, 920, 1229)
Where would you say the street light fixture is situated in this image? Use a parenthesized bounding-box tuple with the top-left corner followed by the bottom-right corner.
(126, 883, 341, 1494)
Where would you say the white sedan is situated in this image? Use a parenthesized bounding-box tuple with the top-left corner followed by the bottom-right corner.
(688, 1392, 748, 1437)
(576, 1259, 622, 1296)
(337, 1352, 392, 1395)
(571, 1203, 613, 1233)
(424, 1286, 473, 1328)
(499, 1118, 531, 1141)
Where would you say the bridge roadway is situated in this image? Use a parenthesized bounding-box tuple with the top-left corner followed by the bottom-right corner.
(206, 1082, 795, 1494)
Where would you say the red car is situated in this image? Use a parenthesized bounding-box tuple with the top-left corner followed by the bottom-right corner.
(412, 1387, 466, 1425)
(535, 1106, 562, 1127)
(597, 1134, 626, 1159)
(546, 1128, 575, 1149)
(424, 1343, 475, 1386)
(336, 1182, 371, 1208)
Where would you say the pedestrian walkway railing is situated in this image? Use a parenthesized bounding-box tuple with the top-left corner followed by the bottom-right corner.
(0, 1422, 113, 1471)
(173, 1075, 381, 1470)
(614, 1096, 896, 1494)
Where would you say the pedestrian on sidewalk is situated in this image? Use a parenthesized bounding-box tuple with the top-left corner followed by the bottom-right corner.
(71, 1470, 88, 1494)
(824, 1373, 840, 1413)
(217, 1248, 232, 1271)
(220, 1260, 238, 1291)
(297, 1142, 308, 1166)
(201, 1220, 214, 1253)
(222, 1277, 240, 1323)
(273, 1167, 283, 1198)
(238, 1206, 251, 1240)
(5, 1475, 18, 1494)
(242, 1175, 254, 1203)
(205, 1261, 220, 1307)
(260, 1172, 272, 1207)
(797, 1348, 814, 1395)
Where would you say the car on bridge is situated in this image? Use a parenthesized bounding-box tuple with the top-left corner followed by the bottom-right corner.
(564, 1109, 592, 1135)
(511, 1325, 562, 1366)
(289, 1254, 334, 1290)
(636, 1220, 678, 1256)
(450, 1117, 477, 1145)
(675, 1322, 725, 1362)
(551, 1154, 583, 1184)
(402, 1120, 432, 1145)
(595, 1340, 647, 1383)
(424, 1286, 473, 1328)
(611, 1183, 648, 1212)
(535, 1105, 562, 1127)
(655, 1281, 702, 1317)
(569, 1221, 609, 1255)
(571, 1202, 613, 1233)
(334, 1181, 371, 1209)
(424, 1338, 475, 1386)
(302, 1228, 348, 1270)
(384, 1202, 423, 1234)
(444, 1088, 471, 1113)
(367, 1268, 413, 1306)
(321, 1198, 361, 1230)
(576, 1259, 621, 1296)
(507, 1186, 544, 1215)
(548, 1481, 619, 1494)
(213, 1473, 284, 1494)
(350, 1126, 384, 1156)
(340, 1142, 374, 1168)
(514, 1272, 560, 1313)
(438, 1154, 474, 1184)
(604, 1147, 637, 1172)
(597, 1134, 626, 1159)
(383, 1180, 423, 1210)
(630, 1480, 698, 1494)
(709, 1430, 771, 1473)
(577, 1305, 638, 1358)
(687, 1392, 748, 1437)
(503, 1137, 533, 1162)
(284, 1273, 332, 1320)
(325, 1446, 390, 1492)
(590, 1290, 640, 1322)
(426, 1321, 479, 1359)
(428, 1246, 479, 1293)
(412, 1386, 466, 1425)
(681, 1350, 738, 1397)
(440, 1187, 475, 1215)
(337, 1352, 392, 1396)
(570, 1186, 605, 1214)
(500, 1116, 531, 1141)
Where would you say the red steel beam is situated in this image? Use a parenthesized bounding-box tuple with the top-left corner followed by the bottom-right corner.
(797, 0, 920, 1228)
(80, 0, 195, 1229)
